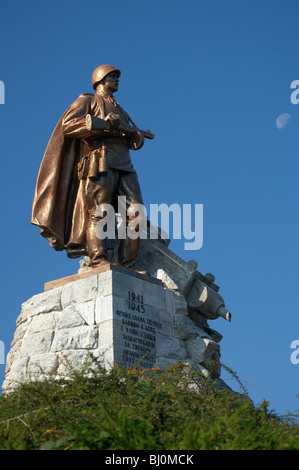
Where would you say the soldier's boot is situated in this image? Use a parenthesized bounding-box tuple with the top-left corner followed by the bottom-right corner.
(118, 213, 149, 276)
(118, 236, 140, 269)
(86, 221, 110, 268)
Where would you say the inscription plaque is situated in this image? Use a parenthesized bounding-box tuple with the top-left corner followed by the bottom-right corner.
(115, 290, 163, 369)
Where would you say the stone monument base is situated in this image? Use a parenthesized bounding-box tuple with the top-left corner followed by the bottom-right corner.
(2, 265, 224, 393)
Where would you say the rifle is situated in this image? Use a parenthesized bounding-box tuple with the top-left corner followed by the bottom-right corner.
(85, 114, 155, 140)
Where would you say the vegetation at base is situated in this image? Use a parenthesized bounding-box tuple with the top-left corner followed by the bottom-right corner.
(0, 362, 298, 450)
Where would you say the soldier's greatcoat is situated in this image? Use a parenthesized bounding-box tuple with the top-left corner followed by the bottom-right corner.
(31, 92, 141, 259)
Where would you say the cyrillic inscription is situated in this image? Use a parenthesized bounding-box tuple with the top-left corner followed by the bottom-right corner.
(116, 291, 163, 368)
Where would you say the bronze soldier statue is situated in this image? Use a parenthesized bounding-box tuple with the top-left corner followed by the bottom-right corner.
(31, 65, 154, 271)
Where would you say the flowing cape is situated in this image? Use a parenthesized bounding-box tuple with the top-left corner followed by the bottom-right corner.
(31, 113, 89, 259)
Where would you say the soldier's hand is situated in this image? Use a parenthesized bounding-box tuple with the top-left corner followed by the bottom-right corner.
(105, 112, 120, 129)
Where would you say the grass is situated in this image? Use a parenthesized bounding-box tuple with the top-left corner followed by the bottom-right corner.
(0, 361, 298, 450)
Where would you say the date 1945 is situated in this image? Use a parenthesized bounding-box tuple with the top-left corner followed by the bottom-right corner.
(128, 291, 145, 314)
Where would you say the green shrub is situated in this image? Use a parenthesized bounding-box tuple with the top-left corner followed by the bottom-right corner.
(0, 362, 298, 450)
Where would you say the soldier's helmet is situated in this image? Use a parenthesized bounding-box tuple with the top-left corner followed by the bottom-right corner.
(92, 65, 121, 90)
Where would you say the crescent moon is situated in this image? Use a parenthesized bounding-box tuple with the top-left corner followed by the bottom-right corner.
(276, 113, 291, 130)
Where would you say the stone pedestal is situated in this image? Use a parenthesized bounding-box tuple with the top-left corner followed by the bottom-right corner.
(2, 265, 223, 393)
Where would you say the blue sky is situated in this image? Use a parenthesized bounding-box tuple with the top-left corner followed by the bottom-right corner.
(0, 0, 298, 416)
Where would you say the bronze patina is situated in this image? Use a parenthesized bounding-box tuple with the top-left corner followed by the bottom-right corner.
(31, 65, 154, 270)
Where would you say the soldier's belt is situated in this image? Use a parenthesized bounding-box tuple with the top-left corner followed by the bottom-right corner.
(90, 136, 128, 148)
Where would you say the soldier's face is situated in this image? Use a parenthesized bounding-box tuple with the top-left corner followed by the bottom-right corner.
(103, 72, 119, 93)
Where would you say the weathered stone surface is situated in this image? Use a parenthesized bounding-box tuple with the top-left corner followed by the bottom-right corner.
(78, 235, 231, 322)
(186, 337, 221, 378)
(154, 356, 179, 370)
(28, 354, 58, 379)
(156, 335, 186, 360)
(61, 276, 98, 308)
(172, 314, 203, 340)
(135, 239, 197, 294)
(16, 308, 29, 327)
(2, 245, 230, 393)
(56, 306, 88, 330)
(51, 326, 98, 352)
(56, 350, 102, 378)
(22, 288, 62, 317)
(95, 296, 113, 323)
(19, 330, 54, 358)
(5, 341, 22, 374)
(134, 237, 231, 323)
(10, 320, 31, 348)
(6, 357, 29, 388)
(27, 312, 56, 334)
